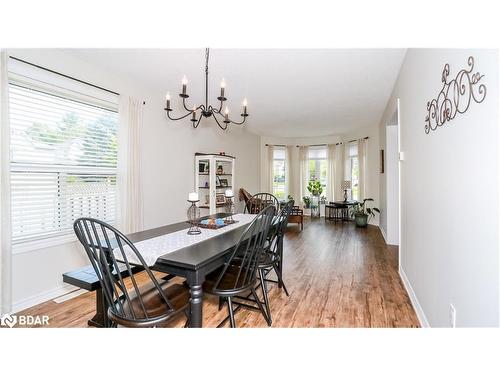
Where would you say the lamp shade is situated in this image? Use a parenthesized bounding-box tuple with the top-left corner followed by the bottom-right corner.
(341, 180, 351, 189)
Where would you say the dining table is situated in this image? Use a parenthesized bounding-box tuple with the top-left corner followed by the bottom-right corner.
(122, 212, 278, 328)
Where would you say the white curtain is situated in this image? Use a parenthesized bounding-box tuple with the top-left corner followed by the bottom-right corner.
(298, 146, 309, 205)
(267, 145, 274, 193)
(358, 138, 367, 200)
(326, 144, 335, 202)
(0, 51, 12, 314)
(117, 96, 144, 234)
(285, 145, 293, 201)
(333, 143, 345, 201)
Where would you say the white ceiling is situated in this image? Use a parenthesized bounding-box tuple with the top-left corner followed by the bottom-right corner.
(65, 49, 406, 138)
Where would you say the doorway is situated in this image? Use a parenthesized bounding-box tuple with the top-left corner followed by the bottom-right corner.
(385, 101, 400, 248)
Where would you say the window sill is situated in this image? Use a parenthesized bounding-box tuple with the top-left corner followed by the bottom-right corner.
(12, 233, 78, 255)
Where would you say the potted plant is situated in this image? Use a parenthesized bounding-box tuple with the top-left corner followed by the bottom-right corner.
(302, 196, 311, 208)
(307, 180, 323, 217)
(352, 198, 380, 227)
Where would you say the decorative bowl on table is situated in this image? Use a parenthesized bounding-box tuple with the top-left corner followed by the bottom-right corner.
(198, 218, 237, 229)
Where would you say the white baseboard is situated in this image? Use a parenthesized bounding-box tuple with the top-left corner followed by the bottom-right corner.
(399, 267, 430, 327)
(11, 284, 79, 314)
(380, 226, 388, 243)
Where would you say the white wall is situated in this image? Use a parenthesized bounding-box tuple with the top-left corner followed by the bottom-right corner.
(6, 49, 261, 311)
(384, 125, 399, 245)
(378, 49, 499, 327)
(260, 125, 381, 225)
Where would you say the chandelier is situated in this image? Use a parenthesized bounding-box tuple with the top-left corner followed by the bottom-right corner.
(164, 48, 249, 130)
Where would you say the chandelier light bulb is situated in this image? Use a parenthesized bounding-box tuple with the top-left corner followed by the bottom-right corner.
(243, 98, 248, 115)
(181, 76, 188, 95)
(192, 105, 197, 121)
(165, 92, 171, 110)
(220, 78, 226, 98)
(224, 107, 229, 115)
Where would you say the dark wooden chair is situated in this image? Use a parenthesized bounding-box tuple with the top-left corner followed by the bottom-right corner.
(253, 200, 293, 323)
(203, 206, 277, 328)
(244, 192, 280, 214)
(73, 218, 190, 328)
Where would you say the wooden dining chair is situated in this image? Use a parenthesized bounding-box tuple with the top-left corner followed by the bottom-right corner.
(203, 205, 277, 327)
(244, 192, 280, 214)
(234, 200, 293, 324)
(73, 218, 190, 328)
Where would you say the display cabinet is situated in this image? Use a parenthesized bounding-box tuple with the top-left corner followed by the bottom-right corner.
(195, 153, 235, 215)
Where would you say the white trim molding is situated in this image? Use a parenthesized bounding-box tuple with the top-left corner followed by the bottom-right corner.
(11, 284, 78, 314)
(399, 267, 430, 327)
(379, 226, 388, 244)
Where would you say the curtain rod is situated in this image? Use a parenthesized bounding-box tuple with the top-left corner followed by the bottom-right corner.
(10, 56, 121, 96)
(265, 136, 369, 148)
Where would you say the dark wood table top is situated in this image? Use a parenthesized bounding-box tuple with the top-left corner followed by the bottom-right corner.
(126, 213, 251, 271)
(326, 201, 358, 207)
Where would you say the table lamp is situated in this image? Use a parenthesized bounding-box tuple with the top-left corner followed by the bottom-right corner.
(341, 181, 351, 202)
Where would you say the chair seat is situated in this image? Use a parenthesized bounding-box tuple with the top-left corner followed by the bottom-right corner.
(258, 250, 280, 268)
(203, 264, 256, 296)
(110, 281, 190, 327)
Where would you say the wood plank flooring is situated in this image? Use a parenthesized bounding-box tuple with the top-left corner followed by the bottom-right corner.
(15, 219, 419, 328)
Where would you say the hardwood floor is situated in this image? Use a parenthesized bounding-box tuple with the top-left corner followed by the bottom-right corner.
(16, 219, 419, 328)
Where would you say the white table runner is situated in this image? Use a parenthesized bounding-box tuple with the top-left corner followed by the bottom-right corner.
(114, 213, 256, 266)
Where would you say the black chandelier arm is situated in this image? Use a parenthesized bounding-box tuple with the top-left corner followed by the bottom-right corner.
(211, 107, 247, 126)
(166, 110, 194, 121)
(182, 97, 205, 112)
(209, 105, 220, 114)
(192, 115, 203, 129)
(229, 116, 247, 126)
(211, 111, 228, 130)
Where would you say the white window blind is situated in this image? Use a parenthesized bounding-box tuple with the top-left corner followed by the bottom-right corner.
(8, 82, 118, 244)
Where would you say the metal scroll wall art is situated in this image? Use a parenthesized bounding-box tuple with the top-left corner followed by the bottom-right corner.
(425, 56, 487, 134)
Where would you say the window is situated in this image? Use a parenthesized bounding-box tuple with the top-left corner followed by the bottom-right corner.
(271, 147, 286, 199)
(8, 82, 118, 245)
(346, 143, 359, 201)
(307, 146, 327, 193)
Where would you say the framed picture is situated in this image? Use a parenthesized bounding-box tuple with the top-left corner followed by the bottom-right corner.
(380, 149, 385, 174)
(216, 175, 221, 187)
(216, 193, 226, 204)
(219, 178, 228, 187)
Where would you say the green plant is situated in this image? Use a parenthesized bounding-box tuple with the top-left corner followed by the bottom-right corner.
(352, 198, 380, 220)
(287, 194, 294, 202)
(302, 196, 311, 208)
(307, 179, 323, 196)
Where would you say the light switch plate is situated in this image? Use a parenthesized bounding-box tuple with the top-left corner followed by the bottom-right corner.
(399, 151, 405, 161)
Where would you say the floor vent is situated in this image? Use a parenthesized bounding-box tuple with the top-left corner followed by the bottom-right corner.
(52, 289, 88, 304)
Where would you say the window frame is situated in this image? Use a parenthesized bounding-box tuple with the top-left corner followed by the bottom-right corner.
(271, 147, 287, 200)
(307, 146, 328, 193)
(7, 71, 119, 253)
(345, 143, 360, 201)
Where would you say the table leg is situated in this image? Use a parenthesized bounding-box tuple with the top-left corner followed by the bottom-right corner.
(188, 282, 204, 328)
(88, 289, 110, 328)
(277, 237, 284, 288)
